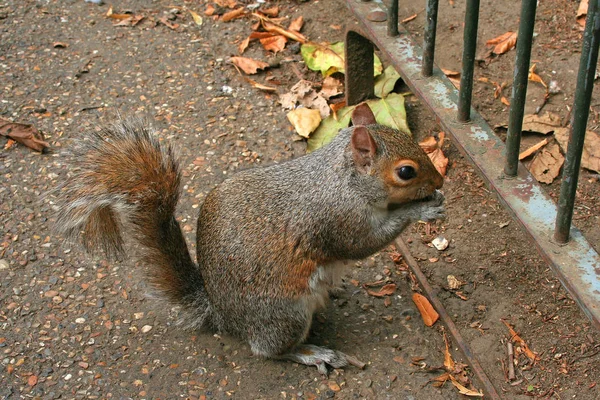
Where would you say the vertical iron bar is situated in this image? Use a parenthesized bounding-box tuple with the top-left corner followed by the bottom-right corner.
(422, 0, 440, 77)
(457, 0, 480, 122)
(388, 0, 399, 36)
(555, 0, 600, 243)
(504, 0, 538, 176)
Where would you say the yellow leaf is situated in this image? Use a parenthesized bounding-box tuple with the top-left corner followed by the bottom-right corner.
(188, 9, 203, 26)
(287, 108, 322, 138)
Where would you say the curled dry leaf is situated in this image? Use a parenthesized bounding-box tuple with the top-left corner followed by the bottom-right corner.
(577, 0, 588, 27)
(419, 132, 448, 177)
(528, 64, 547, 88)
(222, 7, 246, 22)
(554, 127, 600, 173)
(288, 16, 304, 32)
(0, 117, 49, 152)
(188, 9, 203, 26)
(502, 319, 540, 362)
(449, 375, 484, 397)
(320, 76, 343, 99)
(412, 293, 439, 327)
(443, 333, 455, 372)
(519, 137, 550, 160)
(229, 56, 269, 74)
(245, 78, 277, 92)
(260, 35, 287, 53)
(260, 6, 279, 18)
(486, 31, 517, 55)
(287, 108, 322, 138)
(238, 36, 250, 54)
(401, 14, 418, 23)
(204, 4, 216, 16)
(366, 283, 397, 297)
(442, 68, 461, 89)
(529, 142, 564, 184)
(106, 6, 132, 20)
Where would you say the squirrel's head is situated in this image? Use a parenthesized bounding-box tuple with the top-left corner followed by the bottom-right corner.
(349, 103, 444, 206)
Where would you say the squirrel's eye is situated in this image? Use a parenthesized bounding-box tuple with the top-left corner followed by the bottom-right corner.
(397, 165, 417, 180)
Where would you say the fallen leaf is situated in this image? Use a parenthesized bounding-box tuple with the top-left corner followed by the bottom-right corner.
(374, 65, 401, 98)
(519, 138, 550, 160)
(501, 96, 510, 106)
(28, 375, 38, 387)
(307, 93, 409, 152)
(229, 56, 269, 74)
(260, 6, 279, 18)
(577, 0, 588, 27)
(529, 64, 547, 88)
(502, 320, 540, 362)
(215, 0, 237, 8)
(158, 17, 178, 30)
(53, 42, 68, 48)
(401, 14, 418, 23)
(245, 78, 277, 92)
(0, 118, 49, 152)
(279, 80, 330, 118)
(419, 133, 448, 176)
(529, 142, 564, 184)
(288, 16, 304, 32)
(320, 76, 343, 99)
(522, 112, 561, 134)
(412, 293, 439, 327)
(554, 128, 600, 173)
(486, 31, 517, 55)
(367, 283, 397, 297)
(204, 4, 216, 16)
(443, 333, 455, 372)
(260, 35, 287, 53)
(256, 14, 307, 43)
(106, 6, 132, 20)
(449, 375, 484, 397)
(287, 108, 322, 138)
(301, 41, 382, 77)
(431, 372, 451, 387)
(114, 15, 144, 27)
(447, 275, 464, 290)
(442, 68, 461, 89)
(222, 7, 246, 22)
(188, 9, 203, 26)
(238, 36, 250, 54)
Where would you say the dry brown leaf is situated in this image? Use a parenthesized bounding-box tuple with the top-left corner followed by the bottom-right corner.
(256, 14, 307, 43)
(260, 6, 279, 17)
(249, 31, 276, 39)
(320, 76, 343, 99)
(419, 133, 448, 176)
(402, 14, 418, 23)
(330, 101, 347, 116)
(229, 56, 269, 74)
(521, 112, 562, 134)
(554, 128, 600, 173)
(288, 16, 304, 32)
(238, 36, 250, 54)
(279, 80, 330, 118)
(577, 0, 588, 27)
(486, 31, 517, 55)
(442, 68, 461, 89)
(287, 108, 322, 138)
(114, 15, 144, 27)
(158, 17, 178, 30)
(53, 42, 68, 48)
(529, 142, 564, 184)
(502, 320, 540, 362)
(260, 35, 287, 53)
(443, 333, 455, 372)
(367, 283, 397, 298)
(529, 64, 547, 88)
(519, 138, 550, 160)
(447, 275, 464, 290)
(0, 118, 49, 152)
(412, 293, 439, 327)
(188, 9, 203, 26)
(204, 4, 216, 16)
(246, 78, 277, 92)
(106, 6, 132, 20)
(215, 0, 238, 8)
(449, 375, 484, 397)
(222, 7, 246, 22)
(501, 96, 510, 106)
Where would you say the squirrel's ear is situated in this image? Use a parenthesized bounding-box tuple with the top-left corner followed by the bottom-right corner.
(351, 102, 377, 126)
(351, 126, 377, 170)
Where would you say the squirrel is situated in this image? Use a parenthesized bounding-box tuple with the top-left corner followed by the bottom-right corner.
(54, 103, 445, 374)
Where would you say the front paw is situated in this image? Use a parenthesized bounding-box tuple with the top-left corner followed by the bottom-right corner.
(419, 190, 446, 222)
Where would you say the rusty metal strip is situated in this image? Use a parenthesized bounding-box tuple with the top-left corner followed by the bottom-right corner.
(346, 0, 600, 330)
(395, 238, 501, 400)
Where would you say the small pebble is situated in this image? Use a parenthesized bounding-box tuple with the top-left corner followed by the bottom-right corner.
(141, 325, 153, 333)
(75, 318, 86, 324)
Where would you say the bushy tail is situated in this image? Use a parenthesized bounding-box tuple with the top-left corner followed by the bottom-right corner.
(54, 119, 209, 316)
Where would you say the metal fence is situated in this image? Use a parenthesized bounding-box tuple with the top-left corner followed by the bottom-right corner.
(343, 0, 600, 388)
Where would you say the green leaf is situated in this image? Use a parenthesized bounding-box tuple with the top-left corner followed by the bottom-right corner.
(374, 65, 401, 98)
(301, 42, 383, 77)
(306, 105, 355, 152)
(366, 93, 410, 135)
(306, 93, 410, 152)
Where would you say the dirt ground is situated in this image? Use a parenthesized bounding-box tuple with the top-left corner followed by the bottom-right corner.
(1, 0, 600, 399)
